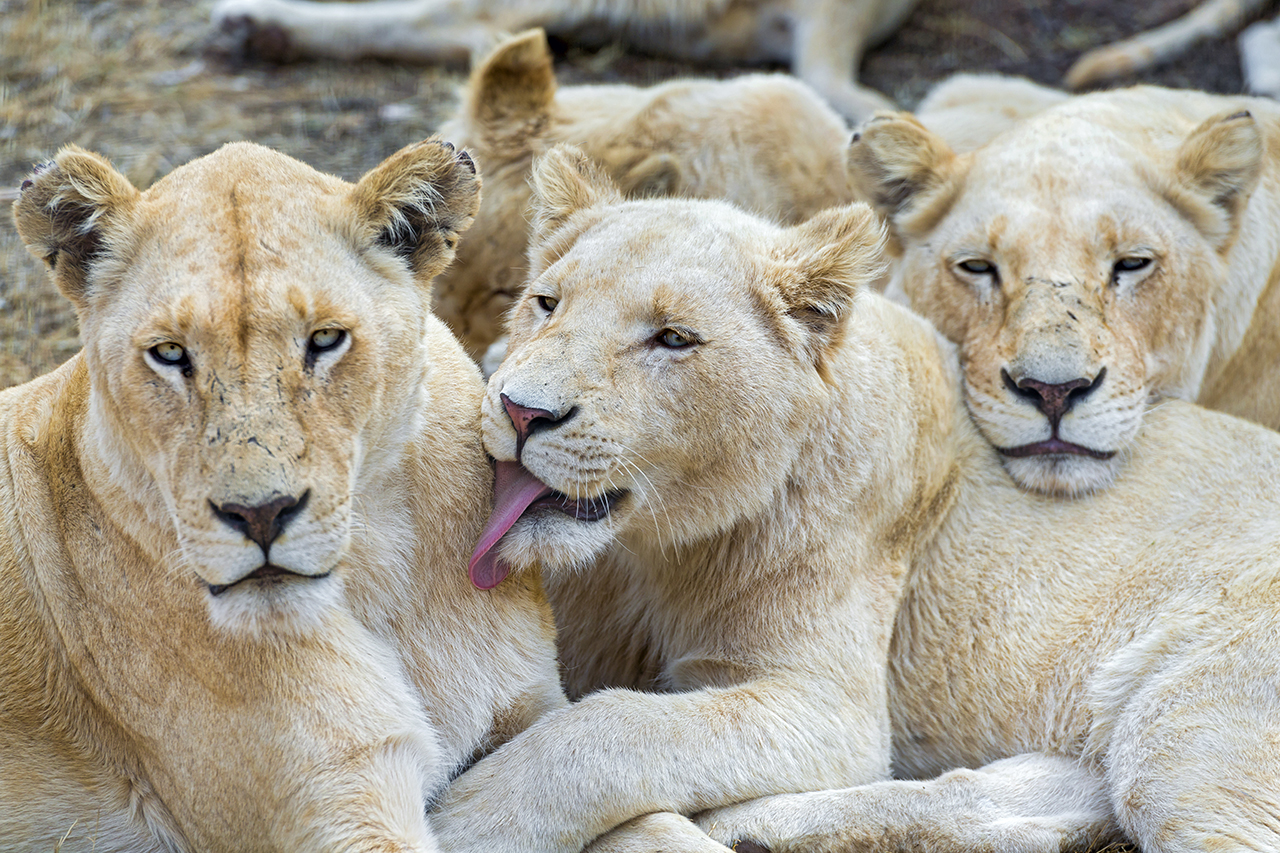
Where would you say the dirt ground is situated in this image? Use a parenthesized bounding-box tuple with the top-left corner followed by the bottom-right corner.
(0, 0, 1263, 390)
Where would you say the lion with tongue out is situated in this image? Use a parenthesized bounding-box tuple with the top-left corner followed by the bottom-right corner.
(433, 144, 961, 853)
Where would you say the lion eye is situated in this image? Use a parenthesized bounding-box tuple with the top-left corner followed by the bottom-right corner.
(309, 328, 346, 352)
(657, 328, 694, 349)
(536, 295, 559, 313)
(1113, 257, 1152, 274)
(957, 259, 995, 276)
(150, 342, 189, 366)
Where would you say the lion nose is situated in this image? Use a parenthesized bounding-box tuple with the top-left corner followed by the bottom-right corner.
(501, 393, 575, 460)
(1003, 368, 1106, 426)
(211, 491, 309, 553)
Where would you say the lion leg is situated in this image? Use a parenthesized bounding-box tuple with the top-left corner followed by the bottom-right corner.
(586, 813, 733, 853)
(210, 0, 544, 63)
(789, 0, 900, 122)
(1240, 15, 1280, 99)
(696, 753, 1122, 853)
(1103, 631, 1280, 852)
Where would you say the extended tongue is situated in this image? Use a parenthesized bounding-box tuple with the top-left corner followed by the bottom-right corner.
(469, 460, 553, 589)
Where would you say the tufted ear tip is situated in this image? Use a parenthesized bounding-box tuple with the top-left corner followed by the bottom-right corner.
(846, 111, 957, 217)
(352, 137, 483, 284)
(13, 146, 139, 308)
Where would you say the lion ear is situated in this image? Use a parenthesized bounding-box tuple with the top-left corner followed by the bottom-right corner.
(616, 153, 682, 198)
(1172, 109, 1263, 244)
(847, 112, 958, 227)
(12, 146, 139, 310)
(350, 137, 481, 285)
(529, 144, 624, 245)
(464, 28, 557, 145)
(775, 203, 886, 361)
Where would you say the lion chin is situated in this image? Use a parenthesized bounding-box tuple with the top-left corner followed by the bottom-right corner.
(202, 565, 342, 637)
(997, 451, 1123, 498)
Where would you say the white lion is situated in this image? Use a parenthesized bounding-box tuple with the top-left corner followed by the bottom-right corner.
(428, 145, 1280, 853)
(2, 140, 562, 851)
(849, 85, 1280, 497)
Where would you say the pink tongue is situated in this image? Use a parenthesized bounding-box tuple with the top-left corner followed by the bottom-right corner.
(469, 460, 553, 589)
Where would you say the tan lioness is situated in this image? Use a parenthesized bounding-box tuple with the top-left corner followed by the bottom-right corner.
(427, 145, 1280, 853)
(210, 0, 916, 121)
(432, 28, 856, 361)
(2, 141, 562, 851)
(848, 86, 1280, 497)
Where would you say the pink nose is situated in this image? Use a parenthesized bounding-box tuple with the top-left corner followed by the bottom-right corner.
(501, 393, 572, 459)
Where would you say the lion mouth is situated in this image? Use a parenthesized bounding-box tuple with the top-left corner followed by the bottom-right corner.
(468, 460, 626, 590)
(207, 564, 331, 596)
(999, 438, 1115, 460)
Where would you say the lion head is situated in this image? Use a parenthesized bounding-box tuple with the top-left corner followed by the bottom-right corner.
(466, 145, 884, 586)
(848, 91, 1266, 496)
(433, 28, 855, 361)
(14, 139, 480, 634)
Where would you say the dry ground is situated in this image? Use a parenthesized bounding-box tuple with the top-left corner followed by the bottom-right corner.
(0, 1, 1264, 851)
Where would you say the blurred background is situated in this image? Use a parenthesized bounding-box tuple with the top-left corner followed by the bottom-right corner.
(0, 0, 1261, 388)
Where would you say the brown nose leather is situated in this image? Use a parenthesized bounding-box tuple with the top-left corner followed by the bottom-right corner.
(1005, 368, 1106, 428)
(212, 492, 308, 553)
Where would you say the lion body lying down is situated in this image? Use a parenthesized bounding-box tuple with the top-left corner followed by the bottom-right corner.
(428, 146, 1280, 853)
(211, 0, 917, 121)
(851, 84, 1280, 497)
(433, 29, 855, 361)
(2, 141, 561, 851)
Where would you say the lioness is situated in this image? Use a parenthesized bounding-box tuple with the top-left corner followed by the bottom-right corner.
(432, 146, 1280, 852)
(2, 141, 562, 851)
(432, 28, 856, 361)
(210, 0, 915, 121)
(849, 86, 1280, 496)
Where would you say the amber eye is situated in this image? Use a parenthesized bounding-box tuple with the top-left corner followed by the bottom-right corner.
(536, 295, 559, 313)
(957, 259, 995, 276)
(150, 342, 188, 366)
(657, 328, 694, 349)
(309, 328, 346, 352)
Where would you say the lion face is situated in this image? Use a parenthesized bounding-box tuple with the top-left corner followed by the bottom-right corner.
(15, 140, 479, 633)
(469, 147, 880, 586)
(851, 101, 1262, 496)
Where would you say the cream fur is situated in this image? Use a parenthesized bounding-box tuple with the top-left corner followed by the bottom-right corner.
(209, 0, 916, 121)
(851, 85, 1280, 497)
(2, 141, 562, 851)
(432, 28, 856, 361)
(435, 144, 1280, 853)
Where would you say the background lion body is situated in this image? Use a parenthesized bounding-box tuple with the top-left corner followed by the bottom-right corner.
(1, 142, 561, 851)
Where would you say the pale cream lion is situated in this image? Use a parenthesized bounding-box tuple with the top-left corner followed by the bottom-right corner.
(429, 144, 1280, 853)
(210, 0, 915, 122)
(432, 28, 856, 362)
(849, 85, 1280, 497)
(2, 140, 563, 851)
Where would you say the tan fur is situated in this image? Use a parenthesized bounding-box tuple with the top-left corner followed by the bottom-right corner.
(2, 141, 563, 851)
(427, 145, 959, 853)
(431, 28, 856, 360)
(1063, 0, 1272, 90)
(210, 0, 917, 121)
(420, 144, 1280, 852)
(850, 85, 1280, 496)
